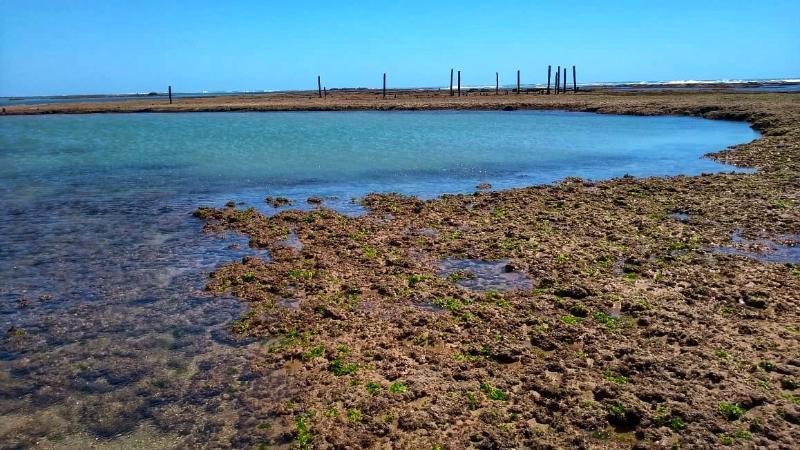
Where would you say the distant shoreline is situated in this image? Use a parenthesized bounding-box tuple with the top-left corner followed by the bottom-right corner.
(4, 78, 799, 100)
(1, 88, 798, 117)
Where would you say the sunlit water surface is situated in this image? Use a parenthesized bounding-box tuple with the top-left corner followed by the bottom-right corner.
(0, 111, 758, 448)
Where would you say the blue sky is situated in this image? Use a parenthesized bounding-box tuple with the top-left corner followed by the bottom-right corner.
(1, 0, 798, 96)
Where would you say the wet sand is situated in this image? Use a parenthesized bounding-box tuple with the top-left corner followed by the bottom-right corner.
(4, 91, 800, 448)
(192, 92, 799, 449)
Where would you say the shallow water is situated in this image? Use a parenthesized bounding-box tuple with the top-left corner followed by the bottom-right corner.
(711, 229, 800, 264)
(437, 258, 533, 292)
(0, 111, 758, 447)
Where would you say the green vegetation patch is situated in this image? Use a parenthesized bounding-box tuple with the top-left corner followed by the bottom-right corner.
(294, 415, 313, 449)
(287, 269, 314, 280)
(346, 408, 362, 422)
(560, 315, 583, 325)
(433, 296, 469, 312)
(480, 382, 509, 401)
(593, 312, 621, 331)
(603, 369, 628, 384)
(302, 345, 325, 361)
(329, 356, 358, 376)
(365, 381, 381, 394)
(718, 402, 745, 421)
(407, 274, 431, 287)
(389, 381, 407, 393)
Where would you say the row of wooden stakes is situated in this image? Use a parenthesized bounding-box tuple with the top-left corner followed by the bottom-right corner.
(315, 66, 579, 99)
(163, 66, 580, 103)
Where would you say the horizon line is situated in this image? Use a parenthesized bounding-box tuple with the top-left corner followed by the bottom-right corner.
(3, 77, 800, 99)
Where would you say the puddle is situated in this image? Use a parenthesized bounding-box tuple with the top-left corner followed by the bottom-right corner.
(437, 258, 533, 292)
(668, 211, 690, 223)
(276, 297, 301, 310)
(710, 229, 800, 263)
(274, 228, 304, 254)
(413, 227, 439, 238)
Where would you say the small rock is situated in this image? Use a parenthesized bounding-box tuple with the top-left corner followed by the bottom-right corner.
(554, 285, 589, 299)
(265, 196, 292, 208)
(476, 183, 492, 190)
(743, 292, 768, 308)
(307, 196, 323, 204)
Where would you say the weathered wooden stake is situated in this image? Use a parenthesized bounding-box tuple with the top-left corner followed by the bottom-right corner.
(516, 70, 520, 94)
(324, 87, 327, 97)
(563, 67, 567, 93)
(317, 76, 322, 98)
(450, 69, 454, 96)
(573, 65, 577, 92)
(383, 73, 387, 99)
(457, 70, 461, 97)
(168, 85, 172, 104)
(547, 66, 552, 95)
(496, 72, 499, 95)
(556, 66, 560, 94)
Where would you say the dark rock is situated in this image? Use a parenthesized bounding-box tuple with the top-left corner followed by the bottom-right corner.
(554, 285, 590, 299)
(743, 292, 768, 308)
(265, 196, 292, 208)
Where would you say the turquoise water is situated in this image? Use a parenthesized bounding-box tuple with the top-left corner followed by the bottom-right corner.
(0, 111, 758, 205)
(0, 111, 758, 446)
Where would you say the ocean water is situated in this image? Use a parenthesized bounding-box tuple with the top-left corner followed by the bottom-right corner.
(0, 111, 758, 447)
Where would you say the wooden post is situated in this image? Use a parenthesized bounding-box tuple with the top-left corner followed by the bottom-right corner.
(383, 73, 386, 99)
(573, 65, 577, 92)
(563, 67, 567, 93)
(324, 86, 327, 97)
(168, 85, 172, 104)
(496, 72, 499, 95)
(547, 66, 551, 95)
(450, 69, 454, 96)
(556, 66, 560, 94)
(516, 70, 520, 94)
(457, 70, 461, 97)
(317, 76, 322, 98)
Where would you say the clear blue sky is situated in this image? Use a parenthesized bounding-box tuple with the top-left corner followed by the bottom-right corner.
(1, 0, 798, 96)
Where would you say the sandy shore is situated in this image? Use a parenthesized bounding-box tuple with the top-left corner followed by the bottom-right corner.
(188, 92, 800, 448)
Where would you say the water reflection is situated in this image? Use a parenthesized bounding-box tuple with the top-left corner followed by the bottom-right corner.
(437, 258, 533, 292)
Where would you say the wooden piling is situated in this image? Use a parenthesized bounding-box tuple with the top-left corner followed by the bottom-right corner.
(563, 67, 567, 94)
(457, 70, 461, 97)
(547, 66, 551, 95)
(317, 76, 322, 98)
(556, 66, 560, 94)
(383, 73, 386, 99)
(168, 85, 172, 104)
(516, 70, 520, 94)
(324, 87, 327, 97)
(450, 69, 454, 96)
(573, 65, 577, 92)
(496, 72, 499, 95)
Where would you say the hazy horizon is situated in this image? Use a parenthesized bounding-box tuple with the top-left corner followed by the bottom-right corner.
(4, 76, 800, 99)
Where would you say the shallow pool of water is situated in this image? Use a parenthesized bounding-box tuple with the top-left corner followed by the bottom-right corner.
(0, 110, 759, 447)
(711, 229, 800, 264)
